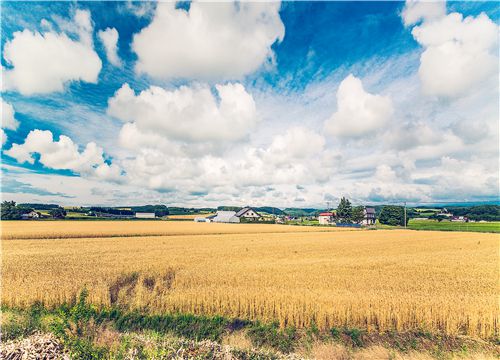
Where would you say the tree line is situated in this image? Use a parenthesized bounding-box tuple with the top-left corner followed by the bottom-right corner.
(1, 201, 66, 219)
(333, 197, 408, 226)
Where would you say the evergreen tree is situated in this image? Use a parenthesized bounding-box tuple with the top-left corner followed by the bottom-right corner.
(336, 197, 353, 223)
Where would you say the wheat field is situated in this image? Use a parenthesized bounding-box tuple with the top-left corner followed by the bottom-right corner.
(1, 221, 498, 338)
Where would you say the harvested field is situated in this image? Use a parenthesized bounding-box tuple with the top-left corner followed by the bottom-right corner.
(1, 221, 498, 339)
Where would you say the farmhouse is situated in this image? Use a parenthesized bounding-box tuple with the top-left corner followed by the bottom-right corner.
(135, 212, 155, 219)
(437, 208, 453, 218)
(362, 207, 376, 225)
(235, 207, 262, 221)
(211, 211, 240, 223)
(451, 216, 468, 222)
(318, 212, 334, 225)
(21, 211, 39, 220)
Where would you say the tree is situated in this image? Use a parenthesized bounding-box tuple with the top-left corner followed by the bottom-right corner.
(1, 201, 23, 220)
(352, 206, 365, 224)
(49, 207, 67, 219)
(336, 197, 352, 223)
(429, 213, 447, 222)
(379, 206, 408, 226)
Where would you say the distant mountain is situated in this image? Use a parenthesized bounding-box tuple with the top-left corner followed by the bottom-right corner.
(254, 207, 285, 215)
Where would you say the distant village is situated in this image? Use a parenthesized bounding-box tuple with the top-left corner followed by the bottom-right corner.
(5, 199, 497, 225)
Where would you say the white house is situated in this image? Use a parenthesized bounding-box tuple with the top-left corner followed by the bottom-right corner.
(451, 216, 468, 222)
(135, 212, 156, 219)
(235, 207, 262, 220)
(21, 211, 39, 220)
(362, 207, 376, 225)
(211, 211, 240, 223)
(318, 212, 334, 225)
(437, 208, 453, 218)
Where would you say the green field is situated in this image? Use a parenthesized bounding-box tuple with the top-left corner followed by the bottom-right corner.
(408, 219, 500, 233)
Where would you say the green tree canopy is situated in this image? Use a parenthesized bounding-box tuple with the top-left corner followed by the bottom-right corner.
(352, 206, 365, 224)
(1, 201, 34, 220)
(379, 206, 408, 226)
(336, 197, 352, 223)
(49, 207, 67, 219)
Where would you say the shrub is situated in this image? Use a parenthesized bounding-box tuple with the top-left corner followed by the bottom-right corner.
(247, 322, 296, 353)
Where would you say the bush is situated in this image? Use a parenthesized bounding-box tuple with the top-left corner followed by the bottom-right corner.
(247, 322, 296, 353)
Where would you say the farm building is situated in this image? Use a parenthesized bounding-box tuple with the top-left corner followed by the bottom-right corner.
(21, 211, 40, 220)
(318, 212, 334, 225)
(235, 207, 262, 221)
(211, 211, 240, 223)
(437, 208, 453, 218)
(135, 212, 156, 219)
(362, 207, 376, 225)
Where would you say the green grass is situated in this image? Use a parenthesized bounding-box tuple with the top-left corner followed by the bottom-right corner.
(408, 219, 500, 233)
(374, 219, 500, 233)
(3, 290, 498, 359)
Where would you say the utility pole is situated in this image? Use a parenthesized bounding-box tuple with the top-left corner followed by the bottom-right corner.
(404, 201, 407, 229)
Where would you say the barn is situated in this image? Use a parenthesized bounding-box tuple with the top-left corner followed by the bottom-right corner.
(211, 211, 240, 223)
(235, 207, 262, 221)
(135, 212, 156, 219)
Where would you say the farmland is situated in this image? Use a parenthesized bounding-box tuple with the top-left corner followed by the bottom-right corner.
(408, 219, 500, 233)
(2, 221, 498, 343)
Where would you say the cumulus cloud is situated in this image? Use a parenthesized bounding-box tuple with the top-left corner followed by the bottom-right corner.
(263, 127, 326, 165)
(2, 100, 19, 130)
(124, 1, 155, 18)
(403, 1, 498, 98)
(1, 129, 6, 146)
(2, 9, 101, 95)
(117, 124, 331, 197)
(384, 121, 440, 151)
(401, 0, 446, 26)
(5, 129, 121, 181)
(108, 82, 259, 144)
(132, 2, 284, 80)
(324, 74, 393, 138)
(98, 27, 121, 66)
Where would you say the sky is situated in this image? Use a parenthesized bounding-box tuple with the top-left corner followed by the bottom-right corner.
(1, 0, 499, 208)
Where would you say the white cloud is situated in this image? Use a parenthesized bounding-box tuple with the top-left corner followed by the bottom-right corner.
(3, 9, 101, 95)
(124, 1, 155, 18)
(263, 127, 326, 165)
(1, 129, 6, 147)
(401, 0, 446, 26)
(2, 100, 19, 130)
(98, 27, 121, 66)
(132, 2, 284, 80)
(108, 82, 259, 144)
(403, 2, 498, 98)
(5, 129, 121, 181)
(324, 74, 394, 138)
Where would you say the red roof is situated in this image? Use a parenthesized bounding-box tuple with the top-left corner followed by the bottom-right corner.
(319, 212, 333, 216)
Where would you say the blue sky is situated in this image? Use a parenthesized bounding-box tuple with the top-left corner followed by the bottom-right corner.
(1, 1, 499, 207)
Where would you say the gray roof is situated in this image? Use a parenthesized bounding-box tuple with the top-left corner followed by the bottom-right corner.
(235, 207, 260, 217)
(212, 211, 239, 222)
(365, 207, 376, 214)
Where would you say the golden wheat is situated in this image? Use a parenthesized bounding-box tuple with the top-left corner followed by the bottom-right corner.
(1, 221, 498, 338)
(0, 220, 353, 240)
